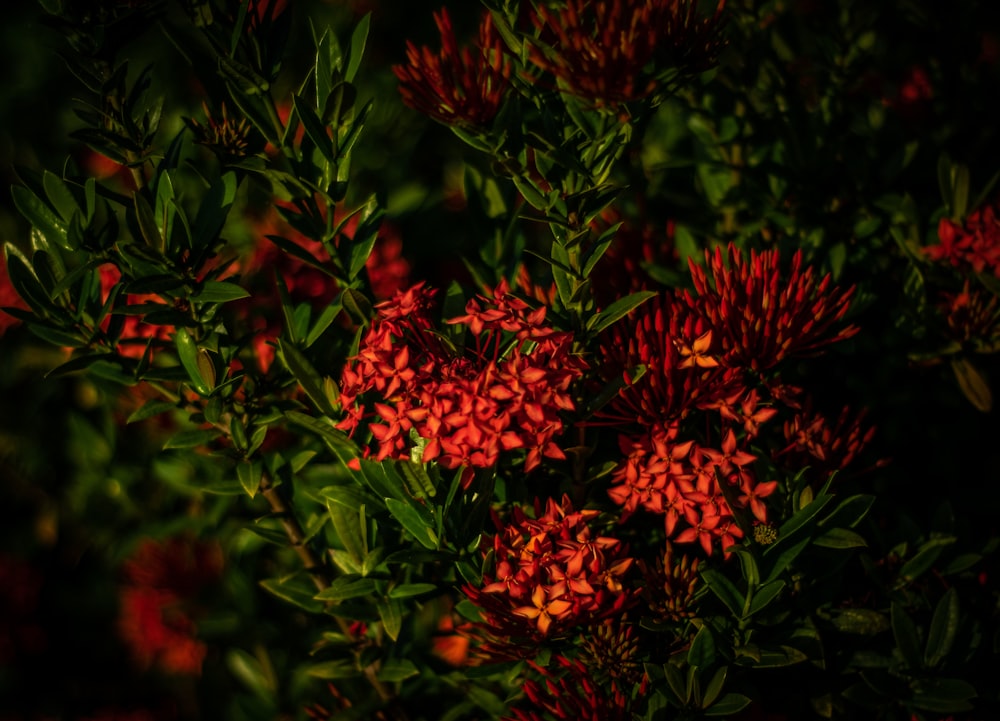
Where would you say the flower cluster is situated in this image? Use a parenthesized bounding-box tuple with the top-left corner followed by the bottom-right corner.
(527, 0, 727, 107)
(682, 246, 859, 372)
(338, 281, 585, 475)
(926, 202, 1000, 278)
(463, 495, 633, 648)
(501, 656, 634, 721)
(940, 280, 1000, 346)
(118, 535, 222, 676)
(393, 8, 511, 127)
(597, 246, 863, 555)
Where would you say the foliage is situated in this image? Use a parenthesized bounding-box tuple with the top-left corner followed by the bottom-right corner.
(2, 1, 1000, 720)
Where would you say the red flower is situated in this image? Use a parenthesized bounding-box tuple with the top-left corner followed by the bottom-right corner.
(338, 281, 584, 476)
(393, 8, 511, 127)
(926, 202, 1000, 278)
(527, 0, 727, 107)
(777, 401, 876, 475)
(683, 246, 858, 372)
(502, 656, 634, 721)
(464, 496, 633, 654)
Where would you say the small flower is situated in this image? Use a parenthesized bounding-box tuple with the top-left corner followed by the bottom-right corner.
(926, 202, 1000, 278)
(185, 102, 254, 161)
(393, 8, 511, 127)
(502, 656, 635, 721)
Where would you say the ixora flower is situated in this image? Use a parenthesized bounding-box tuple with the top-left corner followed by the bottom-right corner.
(393, 8, 511, 127)
(926, 202, 1000, 278)
(117, 535, 223, 676)
(337, 281, 585, 476)
(683, 246, 859, 372)
(463, 495, 633, 652)
(527, 0, 727, 107)
(502, 656, 634, 721)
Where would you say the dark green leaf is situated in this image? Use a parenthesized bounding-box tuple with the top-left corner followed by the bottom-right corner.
(132, 191, 162, 250)
(701, 568, 744, 616)
(388, 583, 437, 599)
(327, 499, 367, 566)
(813, 528, 867, 549)
(315, 575, 377, 602)
(586, 290, 657, 335)
(195, 280, 251, 303)
(376, 659, 419, 682)
(11, 185, 69, 249)
(163, 428, 219, 449)
(307, 659, 360, 679)
(748, 580, 786, 617)
(924, 588, 959, 668)
(385, 497, 438, 550)
(260, 575, 324, 613)
(126, 399, 176, 424)
(891, 602, 923, 670)
(687, 625, 716, 669)
(704, 693, 752, 717)
(376, 596, 402, 641)
(278, 339, 338, 416)
(344, 13, 370, 83)
(236, 459, 263, 498)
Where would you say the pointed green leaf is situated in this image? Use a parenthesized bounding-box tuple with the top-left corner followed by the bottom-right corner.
(704, 693, 752, 716)
(376, 596, 403, 641)
(195, 280, 251, 303)
(385, 497, 438, 550)
(586, 290, 656, 334)
(376, 658, 419, 682)
(924, 588, 959, 668)
(688, 624, 716, 669)
(236, 459, 262, 498)
(891, 602, 923, 670)
(11, 185, 68, 249)
(278, 339, 338, 416)
(315, 575, 377, 602)
(344, 13, 370, 83)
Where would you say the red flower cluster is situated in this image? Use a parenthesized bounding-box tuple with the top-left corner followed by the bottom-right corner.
(527, 0, 727, 107)
(502, 656, 633, 721)
(338, 281, 585, 475)
(777, 401, 876, 474)
(926, 202, 1000, 278)
(940, 280, 1000, 345)
(598, 246, 862, 555)
(464, 495, 633, 646)
(682, 246, 859, 372)
(393, 8, 511, 127)
(118, 535, 222, 676)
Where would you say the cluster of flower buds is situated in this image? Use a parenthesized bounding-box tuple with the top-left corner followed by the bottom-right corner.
(464, 495, 633, 646)
(501, 656, 634, 721)
(338, 281, 586, 477)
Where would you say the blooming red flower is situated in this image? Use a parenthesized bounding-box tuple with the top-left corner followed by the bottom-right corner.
(777, 401, 876, 475)
(940, 280, 1000, 345)
(527, 0, 727, 107)
(926, 202, 1000, 278)
(596, 292, 743, 429)
(393, 8, 511, 127)
(338, 281, 584, 476)
(682, 246, 858, 372)
(464, 496, 633, 655)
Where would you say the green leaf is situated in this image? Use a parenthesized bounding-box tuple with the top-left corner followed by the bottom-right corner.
(175, 328, 213, 395)
(826, 608, 889, 635)
(388, 583, 437, 599)
(704, 693, 752, 717)
(326, 499, 367, 566)
(924, 588, 959, 668)
(163, 428, 219, 449)
(278, 340, 338, 417)
(702, 666, 728, 709)
(813, 528, 868, 549)
(951, 356, 992, 412)
(126, 399, 177, 424)
(376, 659, 419, 682)
(293, 93, 334, 161)
(586, 290, 657, 335)
(236, 459, 262, 498)
(315, 575, 377, 602)
(748, 580, 786, 616)
(891, 602, 923, 670)
(195, 280, 251, 303)
(42, 170, 79, 222)
(687, 624, 716, 669)
(899, 536, 956, 583)
(385, 497, 438, 550)
(11, 185, 69, 249)
(191, 171, 237, 249)
(308, 659, 360, 679)
(132, 191, 162, 250)
(819, 494, 875, 530)
(376, 596, 403, 641)
(344, 13, 370, 83)
(260, 575, 324, 614)
(701, 568, 744, 616)
(909, 679, 976, 713)
(226, 648, 274, 700)
(285, 410, 360, 467)
(736, 644, 808, 668)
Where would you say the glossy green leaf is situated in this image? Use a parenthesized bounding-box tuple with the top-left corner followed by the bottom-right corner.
(126, 399, 177, 424)
(307, 659, 360, 679)
(260, 575, 324, 614)
(385, 497, 438, 550)
(42, 170, 78, 222)
(175, 328, 212, 395)
(704, 693, 752, 717)
(195, 281, 251, 303)
(11, 185, 69, 249)
(132, 191, 161, 250)
(344, 13, 370, 83)
(163, 428, 219, 449)
(278, 340, 338, 417)
(701, 568, 744, 616)
(236, 459, 262, 499)
(688, 624, 716, 669)
(388, 583, 437, 599)
(585, 290, 657, 334)
(748, 580, 786, 617)
(315, 575, 377, 602)
(924, 587, 959, 668)
(813, 528, 867, 549)
(326, 499, 367, 566)
(376, 596, 403, 641)
(376, 658, 419, 682)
